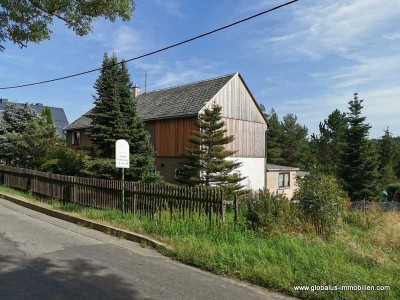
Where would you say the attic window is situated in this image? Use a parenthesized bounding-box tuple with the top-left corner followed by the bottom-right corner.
(72, 131, 80, 145)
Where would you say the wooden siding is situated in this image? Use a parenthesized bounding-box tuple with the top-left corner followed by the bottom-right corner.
(155, 117, 198, 157)
(223, 118, 266, 158)
(202, 73, 267, 158)
(204, 74, 266, 124)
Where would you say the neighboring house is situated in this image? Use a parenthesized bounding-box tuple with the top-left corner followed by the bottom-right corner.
(64, 73, 268, 190)
(266, 164, 300, 199)
(0, 98, 69, 137)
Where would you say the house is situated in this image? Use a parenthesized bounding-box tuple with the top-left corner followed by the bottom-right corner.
(266, 164, 300, 199)
(64, 73, 268, 190)
(0, 97, 69, 137)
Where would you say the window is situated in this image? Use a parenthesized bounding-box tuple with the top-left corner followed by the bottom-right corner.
(175, 169, 182, 179)
(278, 172, 290, 188)
(72, 131, 80, 145)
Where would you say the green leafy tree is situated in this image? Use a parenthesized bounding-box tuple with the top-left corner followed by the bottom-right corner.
(377, 128, 398, 187)
(295, 172, 350, 238)
(0, 0, 135, 51)
(341, 93, 379, 201)
(178, 104, 245, 197)
(310, 109, 348, 176)
(88, 53, 160, 182)
(280, 113, 310, 169)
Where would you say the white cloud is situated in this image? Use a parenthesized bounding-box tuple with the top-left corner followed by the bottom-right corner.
(132, 59, 223, 90)
(383, 33, 400, 40)
(90, 23, 150, 57)
(255, 0, 400, 60)
(274, 85, 400, 138)
(312, 55, 400, 89)
(153, 0, 185, 18)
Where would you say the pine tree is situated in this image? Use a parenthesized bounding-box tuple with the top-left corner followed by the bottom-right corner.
(341, 93, 379, 201)
(88, 53, 123, 158)
(310, 109, 348, 176)
(378, 128, 398, 187)
(178, 104, 245, 197)
(0, 103, 38, 164)
(87, 53, 160, 182)
(118, 60, 160, 182)
(266, 109, 286, 165)
(280, 113, 310, 170)
(40, 106, 54, 126)
(2, 103, 37, 133)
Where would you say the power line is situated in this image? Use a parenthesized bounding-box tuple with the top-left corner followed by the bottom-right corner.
(0, 0, 299, 90)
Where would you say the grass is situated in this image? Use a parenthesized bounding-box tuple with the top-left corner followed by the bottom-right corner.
(0, 185, 399, 300)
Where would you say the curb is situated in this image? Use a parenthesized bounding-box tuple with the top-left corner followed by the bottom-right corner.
(0, 192, 169, 251)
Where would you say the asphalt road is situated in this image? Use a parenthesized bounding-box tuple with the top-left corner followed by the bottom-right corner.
(0, 198, 295, 300)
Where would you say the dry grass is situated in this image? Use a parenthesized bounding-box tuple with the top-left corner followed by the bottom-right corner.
(371, 210, 400, 251)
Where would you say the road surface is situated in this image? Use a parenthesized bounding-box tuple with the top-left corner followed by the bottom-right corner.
(0, 198, 295, 300)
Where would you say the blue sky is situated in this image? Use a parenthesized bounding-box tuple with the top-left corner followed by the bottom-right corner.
(1, 0, 399, 138)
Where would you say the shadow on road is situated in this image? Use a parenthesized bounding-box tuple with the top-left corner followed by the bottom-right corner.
(0, 255, 146, 300)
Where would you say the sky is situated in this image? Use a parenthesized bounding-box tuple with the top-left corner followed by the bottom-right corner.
(1, 0, 399, 138)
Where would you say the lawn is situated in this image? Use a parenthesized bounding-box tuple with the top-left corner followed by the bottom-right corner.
(0, 185, 399, 300)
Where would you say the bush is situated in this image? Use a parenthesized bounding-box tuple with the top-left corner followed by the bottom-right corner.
(295, 173, 350, 238)
(41, 146, 88, 176)
(242, 189, 301, 235)
(80, 158, 119, 179)
(387, 183, 400, 201)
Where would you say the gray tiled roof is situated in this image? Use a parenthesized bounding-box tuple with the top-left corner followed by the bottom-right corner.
(64, 73, 236, 131)
(266, 164, 300, 172)
(0, 102, 69, 137)
(63, 109, 93, 131)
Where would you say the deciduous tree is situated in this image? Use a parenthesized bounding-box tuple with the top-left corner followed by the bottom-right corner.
(0, 0, 135, 51)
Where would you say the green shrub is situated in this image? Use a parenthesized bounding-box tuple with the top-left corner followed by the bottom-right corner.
(242, 189, 301, 235)
(387, 183, 400, 201)
(41, 145, 88, 176)
(80, 158, 118, 179)
(295, 173, 350, 238)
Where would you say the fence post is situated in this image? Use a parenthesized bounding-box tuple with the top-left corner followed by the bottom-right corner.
(220, 190, 226, 224)
(133, 182, 137, 215)
(234, 194, 238, 224)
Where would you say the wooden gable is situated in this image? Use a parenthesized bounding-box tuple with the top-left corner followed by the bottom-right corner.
(201, 73, 268, 158)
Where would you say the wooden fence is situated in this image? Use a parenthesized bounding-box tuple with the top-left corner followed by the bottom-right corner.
(0, 165, 227, 222)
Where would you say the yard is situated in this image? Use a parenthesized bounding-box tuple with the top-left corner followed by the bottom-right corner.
(0, 185, 398, 300)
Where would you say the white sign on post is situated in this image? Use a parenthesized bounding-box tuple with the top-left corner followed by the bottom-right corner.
(115, 139, 130, 168)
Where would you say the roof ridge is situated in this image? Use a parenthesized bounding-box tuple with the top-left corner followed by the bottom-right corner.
(140, 72, 237, 95)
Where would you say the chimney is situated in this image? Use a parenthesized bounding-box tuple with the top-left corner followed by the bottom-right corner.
(133, 85, 140, 98)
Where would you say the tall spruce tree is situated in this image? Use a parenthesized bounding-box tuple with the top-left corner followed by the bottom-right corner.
(341, 93, 379, 201)
(88, 53, 160, 182)
(378, 128, 398, 186)
(178, 104, 245, 197)
(280, 113, 310, 170)
(310, 109, 348, 176)
(266, 109, 286, 165)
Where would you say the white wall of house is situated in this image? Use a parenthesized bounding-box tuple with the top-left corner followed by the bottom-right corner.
(227, 157, 266, 190)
